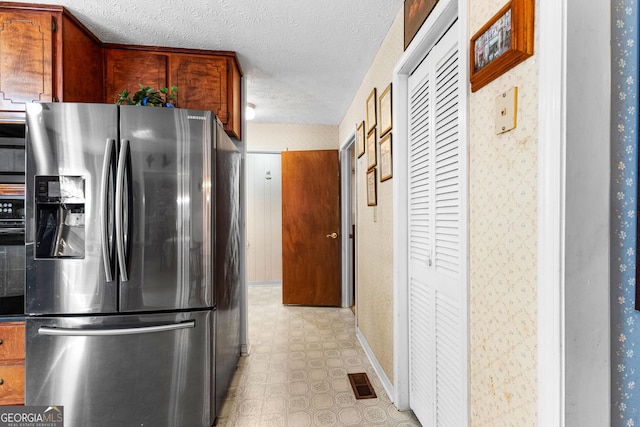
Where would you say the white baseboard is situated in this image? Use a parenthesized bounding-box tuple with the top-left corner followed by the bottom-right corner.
(356, 327, 395, 404)
(241, 342, 251, 356)
(247, 281, 282, 286)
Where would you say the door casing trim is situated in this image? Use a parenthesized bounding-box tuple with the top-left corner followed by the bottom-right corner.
(339, 131, 357, 308)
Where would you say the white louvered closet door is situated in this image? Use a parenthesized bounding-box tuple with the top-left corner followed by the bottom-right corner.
(407, 20, 465, 426)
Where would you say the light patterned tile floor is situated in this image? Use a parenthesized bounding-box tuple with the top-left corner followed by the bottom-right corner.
(216, 284, 422, 427)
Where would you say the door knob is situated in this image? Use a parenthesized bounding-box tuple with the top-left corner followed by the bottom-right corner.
(326, 232, 338, 239)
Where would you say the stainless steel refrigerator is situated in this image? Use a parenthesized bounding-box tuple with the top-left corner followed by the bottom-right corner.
(24, 102, 239, 427)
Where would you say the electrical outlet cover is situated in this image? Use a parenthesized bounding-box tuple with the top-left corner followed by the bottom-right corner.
(495, 86, 518, 134)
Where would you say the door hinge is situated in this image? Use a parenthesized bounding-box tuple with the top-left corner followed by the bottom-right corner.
(52, 20, 57, 32)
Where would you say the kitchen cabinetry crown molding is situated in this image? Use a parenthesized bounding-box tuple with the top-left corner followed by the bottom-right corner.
(102, 43, 243, 75)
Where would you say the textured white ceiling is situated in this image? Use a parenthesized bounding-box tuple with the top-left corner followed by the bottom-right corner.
(6, 0, 403, 124)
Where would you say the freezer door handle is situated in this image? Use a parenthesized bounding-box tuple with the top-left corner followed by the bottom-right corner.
(116, 139, 130, 282)
(37, 320, 196, 336)
(101, 138, 116, 282)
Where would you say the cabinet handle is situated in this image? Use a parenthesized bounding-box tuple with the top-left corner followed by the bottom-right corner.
(0, 339, 3, 345)
(0, 379, 4, 385)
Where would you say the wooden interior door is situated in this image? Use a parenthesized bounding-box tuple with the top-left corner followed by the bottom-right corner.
(282, 150, 341, 306)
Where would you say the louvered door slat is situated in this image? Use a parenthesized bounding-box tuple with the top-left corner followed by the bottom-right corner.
(435, 291, 461, 427)
(408, 39, 435, 424)
(433, 34, 460, 281)
(437, 126, 458, 145)
(433, 30, 462, 426)
(410, 278, 434, 416)
(409, 70, 432, 269)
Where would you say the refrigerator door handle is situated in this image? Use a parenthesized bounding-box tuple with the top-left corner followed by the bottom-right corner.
(115, 139, 130, 282)
(101, 138, 115, 282)
(37, 320, 196, 337)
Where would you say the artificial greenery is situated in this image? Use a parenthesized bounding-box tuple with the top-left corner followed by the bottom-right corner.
(116, 84, 178, 107)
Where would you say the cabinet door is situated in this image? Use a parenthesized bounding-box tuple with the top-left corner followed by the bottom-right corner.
(0, 322, 24, 361)
(0, 11, 54, 112)
(170, 55, 228, 122)
(61, 14, 104, 103)
(0, 364, 24, 405)
(104, 49, 168, 104)
(228, 57, 242, 139)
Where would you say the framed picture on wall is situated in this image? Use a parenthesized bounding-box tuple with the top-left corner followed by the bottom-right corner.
(366, 88, 377, 134)
(404, 0, 439, 49)
(380, 133, 392, 182)
(469, 0, 534, 92)
(379, 83, 392, 137)
(367, 128, 377, 170)
(357, 121, 366, 158)
(367, 168, 377, 206)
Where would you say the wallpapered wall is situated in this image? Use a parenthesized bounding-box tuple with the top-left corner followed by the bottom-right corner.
(246, 123, 338, 151)
(468, 0, 539, 425)
(612, 0, 639, 425)
(338, 10, 404, 383)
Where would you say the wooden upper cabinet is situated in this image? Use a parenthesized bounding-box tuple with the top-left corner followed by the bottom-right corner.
(0, 4, 104, 122)
(104, 49, 168, 104)
(171, 55, 228, 123)
(0, 11, 54, 114)
(104, 46, 243, 139)
(170, 54, 243, 138)
(59, 14, 104, 104)
(171, 54, 242, 140)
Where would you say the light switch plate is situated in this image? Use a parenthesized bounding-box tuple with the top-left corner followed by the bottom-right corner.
(495, 86, 518, 134)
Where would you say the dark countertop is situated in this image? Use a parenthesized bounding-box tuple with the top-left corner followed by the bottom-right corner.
(0, 316, 25, 322)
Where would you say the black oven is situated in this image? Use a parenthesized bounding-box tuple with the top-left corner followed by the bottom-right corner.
(0, 123, 25, 181)
(0, 123, 25, 315)
(0, 197, 24, 244)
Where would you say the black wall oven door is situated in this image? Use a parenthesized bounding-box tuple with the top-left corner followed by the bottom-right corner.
(0, 123, 25, 314)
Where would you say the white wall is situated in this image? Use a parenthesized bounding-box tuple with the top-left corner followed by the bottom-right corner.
(246, 152, 282, 284)
(564, 0, 611, 423)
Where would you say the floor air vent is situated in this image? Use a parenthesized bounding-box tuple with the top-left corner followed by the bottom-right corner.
(348, 373, 377, 399)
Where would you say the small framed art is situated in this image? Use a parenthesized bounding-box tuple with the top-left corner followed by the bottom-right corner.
(367, 168, 377, 206)
(379, 83, 392, 137)
(380, 133, 392, 182)
(469, 0, 534, 92)
(366, 88, 377, 134)
(366, 128, 377, 170)
(357, 121, 365, 158)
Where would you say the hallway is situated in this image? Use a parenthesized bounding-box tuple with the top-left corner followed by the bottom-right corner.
(216, 284, 421, 426)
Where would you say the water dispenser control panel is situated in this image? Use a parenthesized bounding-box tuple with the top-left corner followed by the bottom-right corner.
(34, 176, 85, 258)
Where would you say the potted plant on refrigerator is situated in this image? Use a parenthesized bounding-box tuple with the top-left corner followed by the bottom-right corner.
(116, 84, 178, 107)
